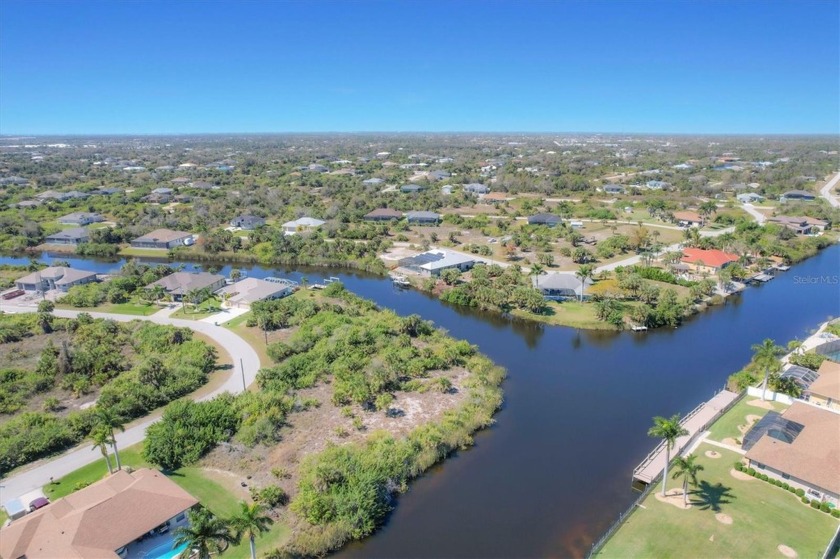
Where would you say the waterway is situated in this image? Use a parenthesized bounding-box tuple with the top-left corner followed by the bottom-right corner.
(2, 245, 839, 558)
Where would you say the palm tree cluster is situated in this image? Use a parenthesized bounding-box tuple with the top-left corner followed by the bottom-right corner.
(174, 502, 273, 559)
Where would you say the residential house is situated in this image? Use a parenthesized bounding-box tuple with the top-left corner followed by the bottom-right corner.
(151, 187, 174, 196)
(364, 208, 403, 221)
(405, 211, 441, 225)
(428, 170, 451, 181)
(533, 273, 592, 300)
(440, 185, 453, 195)
(463, 183, 489, 195)
(399, 250, 475, 277)
(806, 359, 840, 411)
(802, 216, 829, 232)
(481, 192, 509, 203)
(146, 272, 226, 301)
(170, 177, 191, 185)
(646, 180, 671, 190)
(308, 164, 329, 173)
(528, 213, 562, 227)
(12, 200, 40, 208)
(603, 184, 626, 195)
(400, 184, 425, 194)
(780, 190, 816, 202)
(768, 216, 812, 235)
(44, 228, 90, 245)
(230, 215, 266, 230)
(36, 190, 72, 202)
(673, 210, 705, 228)
(0, 468, 198, 559)
(743, 402, 840, 506)
(362, 178, 385, 186)
(15, 267, 98, 292)
(737, 193, 765, 203)
(282, 217, 325, 235)
(680, 247, 739, 274)
(188, 181, 217, 190)
(64, 191, 90, 200)
(218, 277, 296, 308)
(130, 229, 194, 249)
(0, 176, 29, 186)
(58, 212, 105, 226)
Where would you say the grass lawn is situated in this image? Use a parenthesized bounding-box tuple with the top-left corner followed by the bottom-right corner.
(225, 314, 275, 367)
(55, 302, 159, 316)
(513, 300, 619, 330)
(0, 508, 8, 525)
(706, 397, 787, 444)
(118, 246, 172, 257)
(171, 298, 224, 320)
(597, 443, 839, 559)
(45, 444, 151, 499)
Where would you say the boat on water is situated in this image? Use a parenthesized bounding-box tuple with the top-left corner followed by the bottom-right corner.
(391, 274, 411, 287)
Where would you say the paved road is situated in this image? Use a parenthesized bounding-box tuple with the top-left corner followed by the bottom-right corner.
(0, 305, 261, 504)
(819, 171, 840, 208)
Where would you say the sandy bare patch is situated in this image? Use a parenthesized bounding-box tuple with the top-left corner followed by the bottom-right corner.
(715, 513, 733, 525)
(745, 414, 763, 424)
(200, 467, 252, 500)
(722, 437, 741, 447)
(747, 399, 774, 410)
(778, 544, 798, 558)
(731, 468, 754, 481)
(654, 488, 691, 509)
(705, 450, 721, 459)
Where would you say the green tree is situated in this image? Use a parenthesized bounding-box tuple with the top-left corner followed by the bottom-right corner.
(229, 501, 274, 559)
(671, 454, 704, 506)
(575, 264, 595, 302)
(89, 425, 114, 475)
(174, 507, 236, 559)
(752, 338, 783, 401)
(92, 407, 125, 471)
(648, 414, 689, 497)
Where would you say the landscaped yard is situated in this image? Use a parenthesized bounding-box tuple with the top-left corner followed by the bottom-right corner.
(597, 442, 839, 559)
(706, 397, 787, 445)
(512, 300, 620, 330)
(171, 297, 224, 320)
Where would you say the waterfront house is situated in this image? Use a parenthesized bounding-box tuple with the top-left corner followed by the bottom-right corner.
(44, 227, 90, 245)
(768, 216, 812, 235)
(0, 468, 198, 559)
(743, 402, 840, 506)
(673, 210, 705, 228)
(806, 360, 840, 411)
(130, 229, 194, 249)
(15, 267, 98, 292)
(405, 211, 441, 225)
(58, 212, 105, 226)
(528, 213, 562, 227)
(364, 208, 403, 221)
(780, 190, 816, 202)
(282, 217, 325, 235)
(146, 272, 226, 301)
(680, 248, 739, 274)
(532, 273, 592, 300)
(801, 216, 829, 231)
(218, 277, 296, 308)
(230, 215, 266, 230)
(399, 250, 475, 277)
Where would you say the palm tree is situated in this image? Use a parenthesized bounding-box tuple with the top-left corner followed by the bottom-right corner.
(229, 501, 274, 559)
(92, 407, 125, 471)
(648, 414, 689, 496)
(529, 263, 545, 286)
(671, 454, 704, 506)
(90, 426, 114, 475)
(175, 508, 236, 559)
(575, 264, 595, 302)
(752, 338, 783, 401)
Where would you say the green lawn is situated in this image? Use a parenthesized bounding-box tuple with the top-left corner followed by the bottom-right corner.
(171, 298, 224, 320)
(0, 508, 8, 525)
(45, 444, 151, 499)
(513, 300, 620, 330)
(119, 246, 172, 257)
(56, 302, 159, 316)
(706, 397, 787, 445)
(597, 443, 839, 559)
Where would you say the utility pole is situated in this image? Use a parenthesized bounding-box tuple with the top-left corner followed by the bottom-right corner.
(240, 358, 247, 392)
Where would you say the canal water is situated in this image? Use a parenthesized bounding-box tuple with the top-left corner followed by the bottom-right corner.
(3, 245, 839, 557)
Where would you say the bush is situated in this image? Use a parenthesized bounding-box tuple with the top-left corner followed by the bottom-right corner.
(795, 488, 805, 497)
(747, 468, 756, 476)
(787, 486, 796, 494)
(820, 502, 831, 513)
(802, 496, 810, 504)
(810, 500, 820, 509)
(782, 482, 790, 490)
(251, 484, 288, 507)
(734, 462, 744, 471)
(831, 509, 840, 518)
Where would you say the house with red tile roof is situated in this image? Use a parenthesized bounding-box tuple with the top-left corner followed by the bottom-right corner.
(681, 247, 739, 274)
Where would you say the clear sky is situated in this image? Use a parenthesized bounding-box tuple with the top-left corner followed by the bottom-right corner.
(1, 0, 837, 135)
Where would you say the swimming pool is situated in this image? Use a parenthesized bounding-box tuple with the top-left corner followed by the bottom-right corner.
(142, 541, 188, 559)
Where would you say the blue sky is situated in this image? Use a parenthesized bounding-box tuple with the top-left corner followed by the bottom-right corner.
(1, 0, 837, 134)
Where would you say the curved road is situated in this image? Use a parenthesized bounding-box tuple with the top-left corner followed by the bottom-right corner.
(0, 305, 261, 503)
(820, 171, 840, 208)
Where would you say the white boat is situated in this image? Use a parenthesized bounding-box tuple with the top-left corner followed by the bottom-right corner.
(391, 275, 411, 287)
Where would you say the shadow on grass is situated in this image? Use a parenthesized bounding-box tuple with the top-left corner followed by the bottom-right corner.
(692, 480, 736, 512)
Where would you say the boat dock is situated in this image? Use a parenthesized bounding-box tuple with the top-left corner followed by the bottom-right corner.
(310, 277, 340, 290)
(632, 389, 741, 489)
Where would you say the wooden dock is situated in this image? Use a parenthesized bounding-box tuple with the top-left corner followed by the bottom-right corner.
(632, 389, 741, 489)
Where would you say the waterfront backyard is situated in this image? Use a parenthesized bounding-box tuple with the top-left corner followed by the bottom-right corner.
(598, 442, 838, 558)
